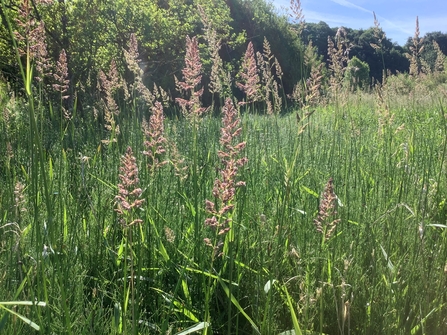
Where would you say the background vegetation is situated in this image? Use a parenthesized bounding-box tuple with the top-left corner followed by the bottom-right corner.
(1, 0, 447, 334)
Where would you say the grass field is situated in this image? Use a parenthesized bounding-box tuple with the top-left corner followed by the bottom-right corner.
(1, 3, 447, 332)
(1, 75, 447, 334)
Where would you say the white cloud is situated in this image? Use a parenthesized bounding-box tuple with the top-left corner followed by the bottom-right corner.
(330, 0, 372, 13)
(377, 15, 413, 36)
(383, 16, 447, 43)
(272, 0, 446, 45)
(305, 9, 371, 27)
(304, 9, 412, 45)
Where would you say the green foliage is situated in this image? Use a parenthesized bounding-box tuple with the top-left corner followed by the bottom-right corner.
(303, 23, 409, 83)
(3, 60, 447, 334)
(415, 31, 447, 72)
(302, 21, 334, 58)
(346, 27, 408, 82)
(4, 3, 447, 334)
(344, 56, 370, 89)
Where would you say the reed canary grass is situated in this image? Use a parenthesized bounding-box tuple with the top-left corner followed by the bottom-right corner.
(314, 178, 340, 242)
(205, 98, 247, 255)
(198, 5, 230, 102)
(142, 101, 168, 172)
(175, 36, 207, 119)
(115, 146, 144, 226)
(406, 17, 424, 76)
(236, 41, 261, 106)
(433, 41, 445, 73)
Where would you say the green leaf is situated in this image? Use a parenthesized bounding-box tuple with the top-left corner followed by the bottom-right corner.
(0, 301, 46, 306)
(282, 285, 303, 335)
(0, 302, 45, 331)
(175, 321, 210, 335)
(300, 185, 319, 198)
(427, 224, 447, 228)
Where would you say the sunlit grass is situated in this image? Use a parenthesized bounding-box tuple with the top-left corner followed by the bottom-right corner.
(1, 8, 447, 331)
(2, 88, 447, 334)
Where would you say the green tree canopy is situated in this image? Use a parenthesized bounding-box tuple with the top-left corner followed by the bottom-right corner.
(344, 56, 370, 89)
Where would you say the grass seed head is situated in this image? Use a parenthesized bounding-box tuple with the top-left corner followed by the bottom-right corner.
(143, 102, 168, 171)
(236, 42, 261, 105)
(204, 98, 248, 256)
(314, 178, 341, 241)
(115, 146, 145, 227)
(175, 36, 207, 118)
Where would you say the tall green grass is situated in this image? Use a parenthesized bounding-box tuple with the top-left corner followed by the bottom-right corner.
(1, 2, 447, 332)
(2, 83, 447, 334)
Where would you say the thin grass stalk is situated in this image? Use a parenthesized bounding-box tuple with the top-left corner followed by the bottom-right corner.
(290, 0, 306, 85)
(1, 9, 55, 330)
(192, 119, 200, 267)
(115, 146, 144, 334)
(203, 99, 247, 333)
(371, 12, 387, 79)
(175, 36, 206, 267)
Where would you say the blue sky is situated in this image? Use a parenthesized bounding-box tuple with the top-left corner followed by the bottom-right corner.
(271, 0, 447, 46)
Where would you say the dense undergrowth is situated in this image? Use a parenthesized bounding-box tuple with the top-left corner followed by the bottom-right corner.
(1, 1, 447, 334)
(2, 81, 447, 334)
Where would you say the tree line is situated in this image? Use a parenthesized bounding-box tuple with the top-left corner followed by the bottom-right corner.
(1, 0, 446, 114)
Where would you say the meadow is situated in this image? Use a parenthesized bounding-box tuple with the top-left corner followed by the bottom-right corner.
(1, 2, 447, 334)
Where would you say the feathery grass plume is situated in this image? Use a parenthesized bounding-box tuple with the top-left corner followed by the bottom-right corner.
(204, 98, 247, 257)
(136, 79, 156, 107)
(152, 83, 170, 107)
(375, 83, 394, 135)
(236, 41, 260, 106)
(433, 41, 445, 73)
(289, 81, 305, 108)
(290, 41, 323, 117)
(167, 136, 188, 181)
(256, 50, 272, 114)
(100, 60, 121, 122)
(15, 1, 52, 82)
(123, 33, 142, 79)
(114, 145, 144, 334)
(14, 0, 35, 54)
(53, 49, 71, 119)
(274, 56, 284, 82)
(98, 69, 120, 144)
(164, 226, 175, 244)
(314, 178, 340, 242)
(328, 28, 351, 84)
(6, 142, 14, 166)
(198, 5, 230, 102)
(123, 33, 159, 108)
(142, 101, 168, 172)
(53, 49, 69, 94)
(327, 28, 352, 102)
(304, 41, 323, 105)
(306, 64, 324, 106)
(175, 36, 207, 119)
(289, 0, 305, 37)
(371, 12, 385, 50)
(405, 17, 424, 76)
(257, 37, 283, 114)
(115, 146, 144, 228)
(420, 57, 431, 75)
(107, 59, 121, 92)
(272, 80, 282, 114)
(370, 11, 387, 77)
(32, 21, 51, 82)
